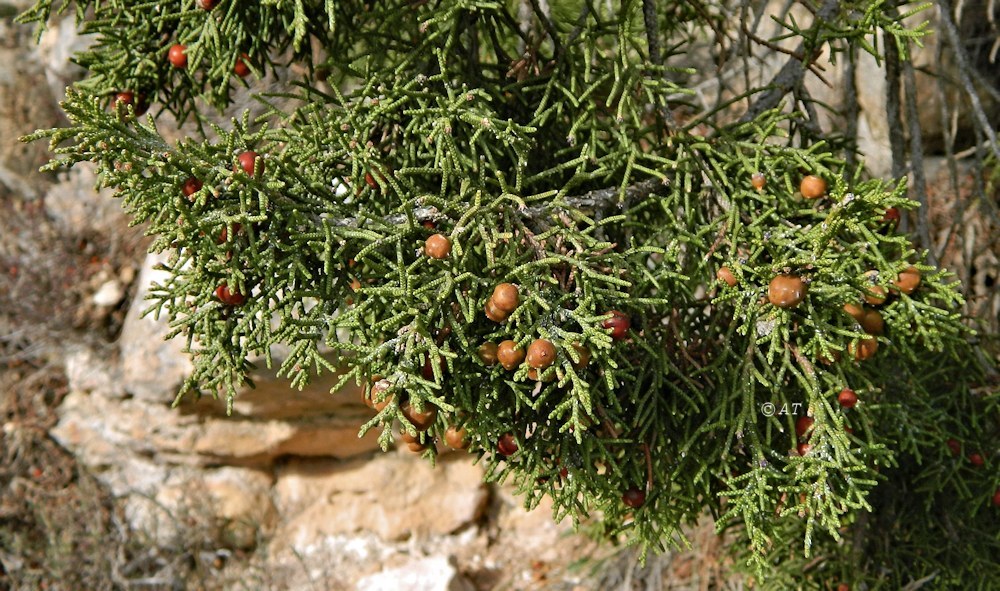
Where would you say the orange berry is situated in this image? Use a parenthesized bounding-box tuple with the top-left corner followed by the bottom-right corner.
(799, 175, 826, 199)
(859, 309, 884, 336)
(491, 283, 520, 312)
(717, 266, 738, 287)
(497, 340, 525, 371)
(849, 338, 878, 361)
(768, 275, 807, 308)
(526, 339, 556, 369)
(893, 266, 921, 295)
(444, 425, 469, 450)
(401, 401, 438, 431)
(425, 233, 451, 259)
(484, 299, 509, 323)
(570, 343, 591, 369)
(477, 342, 499, 366)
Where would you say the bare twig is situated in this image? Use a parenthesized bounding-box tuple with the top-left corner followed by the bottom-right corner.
(843, 46, 860, 171)
(527, 0, 562, 60)
(937, 0, 1000, 163)
(641, 0, 662, 65)
(325, 178, 665, 228)
(642, 441, 654, 492)
(901, 51, 936, 264)
(787, 343, 815, 377)
(883, 31, 909, 189)
(738, 0, 840, 123)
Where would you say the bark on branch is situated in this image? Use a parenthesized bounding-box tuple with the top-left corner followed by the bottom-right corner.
(738, 0, 840, 123)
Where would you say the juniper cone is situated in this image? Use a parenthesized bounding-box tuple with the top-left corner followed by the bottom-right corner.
(17, 0, 999, 587)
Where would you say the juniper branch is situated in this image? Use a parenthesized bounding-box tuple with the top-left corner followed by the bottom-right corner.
(324, 178, 664, 227)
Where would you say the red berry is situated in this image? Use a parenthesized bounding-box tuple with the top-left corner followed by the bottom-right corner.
(751, 171, 765, 191)
(217, 223, 241, 244)
(235, 151, 261, 177)
(993, 489, 1000, 507)
(168, 44, 188, 69)
(196, 0, 218, 9)
(795, 416, 814, 438)
(837, 388, 858, 409)
(113, 91, 148, 115)
(421, 356, 445, 380)
(622, 487, 646, 509)
(234, 53, 251, 78)
(836, 585, 850, 591)
(182, 177, 203, 198)
(797, 442, 812, 456)
(215, 284, 246, 306)
(881, 207, 900, 228)
(114, 91, 134, 107)
(946, 438, 961, 456)
(497, 433, 518, 457)
(602, 310, 630, 341)
(969, 453, 985, 467)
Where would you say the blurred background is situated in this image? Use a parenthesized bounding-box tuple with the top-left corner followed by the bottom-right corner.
(0, 1, 997, 589)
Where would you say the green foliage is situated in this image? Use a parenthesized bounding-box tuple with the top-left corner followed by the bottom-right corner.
(20, 0, 1000, 587)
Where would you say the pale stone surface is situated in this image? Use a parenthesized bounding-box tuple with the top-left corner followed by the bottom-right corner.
(92, 278, 125, 307)
(355, 556, 476, 591)
(64, 346, 125, 398)
(118, 250, 194, 402)
(0, 6, 63, 181)
(272, 452, 489, 545)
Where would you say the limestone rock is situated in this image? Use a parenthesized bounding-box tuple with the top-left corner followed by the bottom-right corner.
(272, 453, 488, 547)
(92, 278, 125, 307)
(355, 556, 475, 591)
(36, 15, 91, 102)
(64, 346, 125, 399)
(118, 250, 193, 402)
(0, 7, 64, 181)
